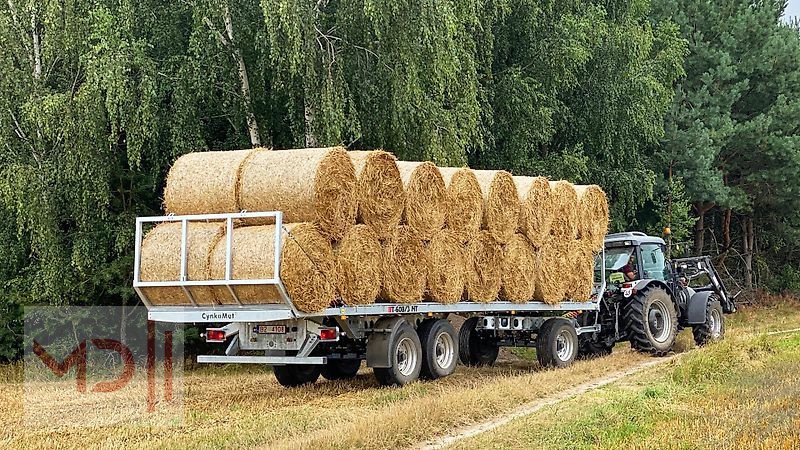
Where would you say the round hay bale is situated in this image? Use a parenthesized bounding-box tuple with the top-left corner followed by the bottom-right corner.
(425, 230, 466, 303)
(396, 161, 447, 240)
(474, 170, 520, 244)
(349, 150, 404, 239)
(238, 147, 357, 241)
(548, 180, 579, 239)
(500, 233, 537, 303)
(439, 167, 483, 243)
(464, 230, 503, 302)
(514, 176, 553, 249)
(163, 149, 254, 214)
(575, 185, 609, 251)
(566, 240, 595, 301)
(335, 224, 382, 305)
(139, 222, 225, 305)
(381, 225, 426, 303)
(209, 223, 336, 312)
(533, 237, 571, 304)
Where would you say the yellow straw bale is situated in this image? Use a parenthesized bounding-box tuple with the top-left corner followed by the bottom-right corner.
(163, 150, 253, 214)
(464, 231, 503, 302)
(209, 223, 336, 312)
(438, 167, 483, 243)
(381, 225, 426, 303)
(533, 237, 571, 304)
(514, 176, 553, 248)
(396, 162, 447, 240)
(474, 170, 520, 244)
(335, 224, 382, 305)
(500, 233, 537, 303)
(425, 230, 466, 303)
(139, 222, 225, 305)
(566, 240, 596, 301)
(575, 185, 610, 251)
(349, 150, 405, 239)
(238, 148, 357, 241)
(548, 180, 579, 239)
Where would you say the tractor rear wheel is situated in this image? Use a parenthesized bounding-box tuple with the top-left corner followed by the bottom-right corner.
(624, 285, 678, 356)
(321, 359, 361, 381)
(693, 297, 725, 346)
(273, 364, 321, 387)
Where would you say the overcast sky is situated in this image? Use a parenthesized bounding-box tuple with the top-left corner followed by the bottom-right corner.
(786, 0, 800, 20)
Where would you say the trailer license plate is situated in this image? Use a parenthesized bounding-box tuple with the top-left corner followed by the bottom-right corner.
(256, 325, 285, 334)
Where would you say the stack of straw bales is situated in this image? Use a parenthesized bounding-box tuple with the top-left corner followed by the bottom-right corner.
(140, 147, 608, 312)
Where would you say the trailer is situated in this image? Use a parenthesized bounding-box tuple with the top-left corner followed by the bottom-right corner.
(135, 211, 606, 386)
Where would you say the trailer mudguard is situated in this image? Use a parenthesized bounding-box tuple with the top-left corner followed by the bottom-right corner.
(366, 316, 407, 368)
(686, 291, 715, 325)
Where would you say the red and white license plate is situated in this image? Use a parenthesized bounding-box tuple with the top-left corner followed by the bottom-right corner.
(255, 325, 286, 334)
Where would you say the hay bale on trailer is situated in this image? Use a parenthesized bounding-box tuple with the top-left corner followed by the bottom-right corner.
(438, 167, 483, 243)
(163, 147, 357, 241)
(139, 222, 225, 305)
(238, 148, 357, 240)
(514, 176, 553, 249)
(381, 225, 427, 303)
(575, 185, 609, 252)
(533, 237, 571, 304)
(473, 170, 520, 244)
(464, 230, 503, 302)
(500, 233, 537, 303)
(348, 150, 405, 240)
(335, 224, 382, 305)
(548, 180, 579, 239)
(567, 240, 596, 301)
(209, 223, 336, 313)
(425, 230, 466, 303)
(163, 150, 253, 214)
(396, 162, 448, 240)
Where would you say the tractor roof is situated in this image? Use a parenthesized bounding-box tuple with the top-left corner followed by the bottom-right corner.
(604, 232, 666, 247)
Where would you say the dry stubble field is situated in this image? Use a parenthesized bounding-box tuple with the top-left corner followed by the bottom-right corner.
(2, 297, 799, 450)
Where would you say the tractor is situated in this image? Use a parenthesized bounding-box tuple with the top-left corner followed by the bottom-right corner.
(577, 232, 736, 358)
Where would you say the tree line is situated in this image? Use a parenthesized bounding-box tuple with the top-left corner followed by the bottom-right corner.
(1, 0, 799, 360)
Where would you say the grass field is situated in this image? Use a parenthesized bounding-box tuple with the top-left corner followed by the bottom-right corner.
(1, 298, 799, 449)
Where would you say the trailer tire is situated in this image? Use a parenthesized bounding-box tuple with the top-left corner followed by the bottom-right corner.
(273, 364, 321, 387)
(693, 298, 725, 346)
(624, 285, 678, 356)
(536, 318, 578, 368)
(321, 359, 361, 381)
(458, 317, 499, 367)
(373, 320, 422, 386)
(418, 319, 458, 380)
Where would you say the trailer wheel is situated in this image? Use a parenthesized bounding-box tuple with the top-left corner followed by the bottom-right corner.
(693, 297, 725, 346)
(458, 317, 499, 367)
(536, 318, 578, 368)
(418, 319, 458, 379)
(273, 364, 321, 387)
(321, 359, 361, 381)
(373, 321, 422, 386)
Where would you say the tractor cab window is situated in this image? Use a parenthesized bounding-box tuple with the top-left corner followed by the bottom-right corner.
(596, 246, 637, 283)
(640, 244, 667, 281)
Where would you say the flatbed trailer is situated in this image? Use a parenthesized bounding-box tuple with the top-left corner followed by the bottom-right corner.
(135, 211, 606, 386)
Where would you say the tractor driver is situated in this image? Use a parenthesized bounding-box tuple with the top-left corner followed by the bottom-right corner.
(620, 253, 638, 281)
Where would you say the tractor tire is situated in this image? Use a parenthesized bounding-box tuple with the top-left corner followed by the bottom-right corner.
(624, 285, 678, 356)
(536, 318, 579, 368)
(693, 297, 725, 346)
(458, 317, 499, 367)
(418, 319, 458, 380)
(373, 320, 422, 386)
(321, 359, 361, 381)
(273, 364, 322, 387)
